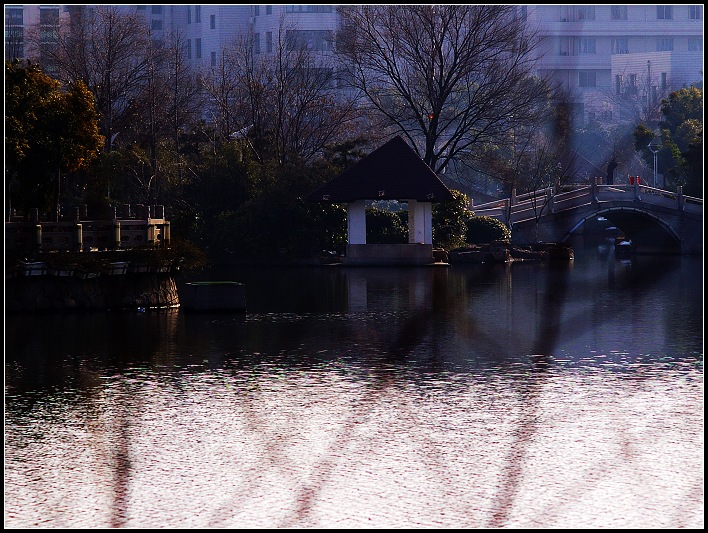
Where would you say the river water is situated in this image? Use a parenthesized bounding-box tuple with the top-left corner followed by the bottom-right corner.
(4, 243, 703, 528)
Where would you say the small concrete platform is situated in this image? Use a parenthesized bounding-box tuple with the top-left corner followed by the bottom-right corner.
(180, 281, 246, 312)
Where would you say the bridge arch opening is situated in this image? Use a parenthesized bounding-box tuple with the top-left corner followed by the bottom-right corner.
(566, 208, 682, 254)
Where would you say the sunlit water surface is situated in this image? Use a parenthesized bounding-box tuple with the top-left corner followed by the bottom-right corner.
(5, 249, 703, 528)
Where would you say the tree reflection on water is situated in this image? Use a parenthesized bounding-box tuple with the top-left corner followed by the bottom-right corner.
(4, 253, 703, 528)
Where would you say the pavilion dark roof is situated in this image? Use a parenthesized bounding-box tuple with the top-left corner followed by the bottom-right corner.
(306, 136, 454, 203)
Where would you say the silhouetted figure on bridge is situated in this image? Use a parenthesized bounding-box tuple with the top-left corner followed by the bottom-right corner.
(606, 157, 618, 185)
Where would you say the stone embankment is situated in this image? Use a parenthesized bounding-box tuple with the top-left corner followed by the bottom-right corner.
(448, 240, 574, 264)
(5, 273, 179, 312)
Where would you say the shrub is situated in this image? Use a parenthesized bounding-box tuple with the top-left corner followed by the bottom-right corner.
(432, 189, 473, 249)
(465, 216, 511, 244)
(366, 206, 408, 244)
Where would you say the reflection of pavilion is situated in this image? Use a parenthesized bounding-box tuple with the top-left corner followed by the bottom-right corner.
(307, 136, 454, 266)
(345, 267, 446, 313)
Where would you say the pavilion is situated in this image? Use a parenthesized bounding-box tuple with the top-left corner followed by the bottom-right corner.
(306, 135, 454, 265)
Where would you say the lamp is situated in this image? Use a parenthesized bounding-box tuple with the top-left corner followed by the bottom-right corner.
(647, 132, 662, 188)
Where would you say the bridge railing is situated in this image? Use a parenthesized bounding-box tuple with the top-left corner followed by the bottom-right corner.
(473, 183, 702, 225)
(5, 204, 171, 254)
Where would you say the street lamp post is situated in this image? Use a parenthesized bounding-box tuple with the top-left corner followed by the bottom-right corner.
(647, 131, 662, 188)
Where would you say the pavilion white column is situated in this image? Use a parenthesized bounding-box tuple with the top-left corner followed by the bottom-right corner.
(408, 199, 432, 244)
(347, 200, 367, 244)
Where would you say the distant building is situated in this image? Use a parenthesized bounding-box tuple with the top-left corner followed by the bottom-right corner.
(4, 4, 69, 77)
(5, 4, 704, 127)
(526, 4, 703, 125)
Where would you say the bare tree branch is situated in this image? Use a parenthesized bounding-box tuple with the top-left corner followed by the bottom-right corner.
(336, 5, 552, 174)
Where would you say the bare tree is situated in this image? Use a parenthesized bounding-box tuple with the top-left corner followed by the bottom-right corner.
(205, 17, 364, 165)
(201, 46, 244, 148)
(336, 5, 551, 174)
(38, 6, 153, 151)
(601, 63, 670, 126)
(164, 31, 205, 181)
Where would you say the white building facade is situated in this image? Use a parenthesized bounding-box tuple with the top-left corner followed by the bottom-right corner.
(5, 4, 704, 126)
(526, 4, 704, 124)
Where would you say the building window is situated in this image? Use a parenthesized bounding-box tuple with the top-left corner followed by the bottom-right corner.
(689, 6, 702, 20)
(615, 75, 623, 95)
(5, 39, 24, 60)
(266, 31, 273, 53)
(266, 5, 272, 15)
(152, 6, 163, 15)
(187, 6, 191, 23)
(254, 33, 260, 54)
(151, 19, 163, 31)
(285, 30, 333, 51)
(579, 71, 597, 88)
(576, 6, 595, 20)
(657, 38, 673, 51)
(40, 26, 58, 44)
(5, 7, 24, 60)
(187, 39, 191, 59)
(137, 5, 146, 9)
(211, 51, 216, 67)
(688, 37, 702, 51)
(195, 5, 201, 23)
(579, 38, 596, 54)
(7, 7, 23, 24)
(661, 73, 667, 90)
(285, 5, 333, 14)
(336, 67, 355, 89)
(39, 7, 59, 25)
(196, 38, 201, 58)
(610, 6, 627, 20)
(629, 74, 637, 95)
(559, 37, 578, 56)
(611, 38, 629, 54)
(657, 6, 673, 20)
(39, 7, 59, 46)
(210, 14, 215, 29)
(288, 67, 333, 87)
(254, 5, 260, 16)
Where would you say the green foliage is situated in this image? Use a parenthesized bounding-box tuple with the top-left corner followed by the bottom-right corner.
(191, 158, 347, 262)
(660, 87, 703, 196)
(465, 216, 511, 244)
(132, 238, 210, 272)
(633, 123, 655, 152)
(322, 137, 369, 171)
(5, 60, 104, 215)
(679, 133, 703, 198)
(432, 189, 473, 249)
(634, 86, 703, 197)
(659, 86, 703, 131)
(213, 195, 346, 262)
(365, 206, 408, 244)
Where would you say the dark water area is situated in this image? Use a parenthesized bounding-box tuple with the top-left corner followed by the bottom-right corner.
(4, 242, 703, 528)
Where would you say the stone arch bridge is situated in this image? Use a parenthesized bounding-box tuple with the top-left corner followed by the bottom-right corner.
(472, 182, 702, 255)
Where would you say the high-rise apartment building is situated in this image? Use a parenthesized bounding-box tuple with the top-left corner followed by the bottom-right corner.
(109, 5, 337, 69)
(5, 4, 704, 126)
(4, 4, 70, 76)
(526, 4, 704, 124)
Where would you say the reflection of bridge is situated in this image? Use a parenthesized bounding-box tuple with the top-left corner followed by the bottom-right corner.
(473, 182, 703, 255)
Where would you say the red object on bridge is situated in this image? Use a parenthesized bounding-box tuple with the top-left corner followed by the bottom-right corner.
(629, 176, 641, 185)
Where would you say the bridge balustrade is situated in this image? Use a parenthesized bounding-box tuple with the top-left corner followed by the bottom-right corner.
(471, 184, 702, 254)
(474, 184, 702, 225)
(5, 204, 170, 253)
